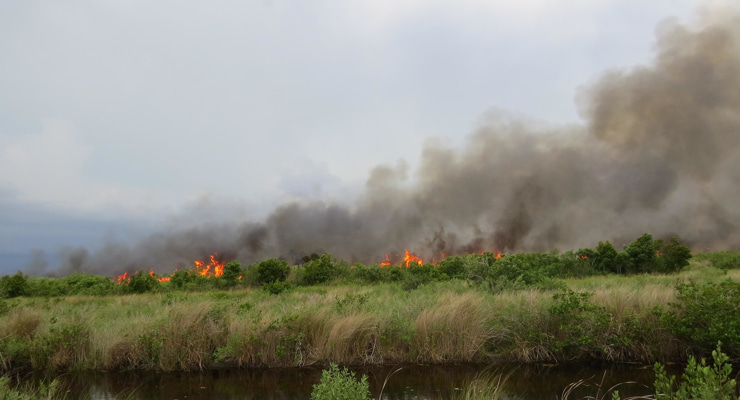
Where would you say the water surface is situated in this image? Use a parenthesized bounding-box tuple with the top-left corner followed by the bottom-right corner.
(53, 363, 666, 399)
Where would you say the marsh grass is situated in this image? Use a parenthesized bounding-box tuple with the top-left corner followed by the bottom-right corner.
(1, 260, 738, 372)
(413, 292, 490, 363)
(447, 371, 512, 400)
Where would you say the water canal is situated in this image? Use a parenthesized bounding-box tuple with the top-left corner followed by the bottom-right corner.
(46, 362, 669, 399)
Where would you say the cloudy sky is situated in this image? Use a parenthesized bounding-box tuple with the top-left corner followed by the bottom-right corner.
(0, 0, 717, 274)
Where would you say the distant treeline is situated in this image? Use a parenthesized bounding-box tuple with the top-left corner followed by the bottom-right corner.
(0, 233, 737, 299)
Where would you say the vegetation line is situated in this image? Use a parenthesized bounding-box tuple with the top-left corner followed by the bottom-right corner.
(0, 234, 739, 373)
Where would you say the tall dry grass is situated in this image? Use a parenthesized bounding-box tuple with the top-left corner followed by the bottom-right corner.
(413, 292, 491, 363)
(4, 265, 735, 372)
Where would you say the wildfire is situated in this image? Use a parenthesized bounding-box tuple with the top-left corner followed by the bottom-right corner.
(380, 254, 391, 267)
(580, 255, 589, 260)
(116, 272, 129, 284)
(403, 249, 423, 267)
(114, 253, 225, 284)
(194, 253, 225, 277)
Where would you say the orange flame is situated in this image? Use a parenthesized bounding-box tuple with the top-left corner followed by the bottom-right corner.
(116, 272, 129, 284)
(495, 252, 502, 259)
(580, 255, 589, 260)
(380, 254, 391, 267)
(194, 253, 225, 277)
(403, 249, 423, 268)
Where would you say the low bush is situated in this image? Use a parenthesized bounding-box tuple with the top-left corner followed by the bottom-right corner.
(302, 254, 340, 285)
(127, 271, 159, 294)
(221, 261, 243, 287)
(653, 342, 737, 400)
(262, 281, 292, 295)
(311, 364, 370, 400)
(658, 280, 740, 355)
(256, 259, 289, 286)
(0, 273, 29, 299)
(692, 251, 740, 270)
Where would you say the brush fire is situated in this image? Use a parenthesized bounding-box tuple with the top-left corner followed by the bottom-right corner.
(112, 249, 507, 283)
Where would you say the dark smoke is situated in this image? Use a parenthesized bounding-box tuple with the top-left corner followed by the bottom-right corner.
(47, 7, 740, 275)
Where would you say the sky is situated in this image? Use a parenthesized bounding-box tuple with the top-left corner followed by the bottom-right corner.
(0, 0, 724, 275)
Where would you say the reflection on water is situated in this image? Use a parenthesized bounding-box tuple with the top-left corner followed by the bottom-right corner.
(51, 363, 665, 400)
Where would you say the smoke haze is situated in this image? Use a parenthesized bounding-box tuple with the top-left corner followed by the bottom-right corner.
(45, 7, 740, 275)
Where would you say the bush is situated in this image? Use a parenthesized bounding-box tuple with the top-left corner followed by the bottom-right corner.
(311, 364, 370, 400)
(221, 261, 243, 286)
(654, 237, 691, 273)
(547, 289, 609, 356)
(692, 251, 740, 271)
(302, 254, 339, 285)
(653, 342, 737, 400)
(624, 233, 657, 274)
(127, 271, 159, 293)
(262, 281, 292, 295)
(170, 269, 197, 289)
(594, 240, 619, 273)
(658, 280, 740, 355)
(437, 257, 467, 279)
(256, 259, 290, 285)
(0, 273, 29, 299)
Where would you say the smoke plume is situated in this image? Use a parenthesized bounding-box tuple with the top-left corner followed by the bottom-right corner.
(49, 7, 740, 275)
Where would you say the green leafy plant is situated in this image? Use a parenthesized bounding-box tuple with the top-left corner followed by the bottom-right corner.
(653, 342, 737, 400)
(311, 364, 370, 400)
(256, 259, 290, 286)
(658, 280, 740, 354)
(262, 281, 292, 295)
(302, 254, 340, 285)
(0, 273, 29, 299)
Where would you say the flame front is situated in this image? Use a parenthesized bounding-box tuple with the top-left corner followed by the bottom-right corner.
(116, 272, 129, 284)
(402, 249, 423, 267)
(194, 253, 224, 277)
(380, 254, 391, 267)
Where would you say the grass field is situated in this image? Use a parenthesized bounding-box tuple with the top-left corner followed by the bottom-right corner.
(1, 256, 738, 373)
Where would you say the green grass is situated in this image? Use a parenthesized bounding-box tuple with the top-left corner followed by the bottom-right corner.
(1, 259, 739, 372)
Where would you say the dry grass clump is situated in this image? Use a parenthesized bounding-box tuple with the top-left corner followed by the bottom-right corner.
(590, 284, 675, 315)
(0, 309, 41, 339)
(413, 292, 491, 363)
(302, 310, 380, 365)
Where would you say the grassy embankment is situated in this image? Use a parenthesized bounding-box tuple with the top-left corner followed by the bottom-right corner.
(1, 255, 738, 373)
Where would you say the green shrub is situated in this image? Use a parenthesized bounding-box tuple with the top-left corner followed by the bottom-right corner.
(547, 289, 609, 356)
(624, 233, 657, 274)
(0, 377, 63, 400)
(64, 273, 116, 296)
(692, 251, 740, 271)
(262, 281, 292, 295)
(169, 269, 197, 289)
(311, 364, 370, 400)
(653, 342, 737, 400)
(221, 261, 243, 286)
(127, 271, 159, 294)
(594, 240, 619, 273)
(654, 238, 692, 273)
(256, 259, 290, 285)
(658, 280, 740, 355)
(437, 257, 467, 279)
(0, 273, 29, 299)
(302, 254, 339, 285)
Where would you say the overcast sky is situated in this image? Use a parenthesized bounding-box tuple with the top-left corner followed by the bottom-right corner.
(0, 0, 714, 274)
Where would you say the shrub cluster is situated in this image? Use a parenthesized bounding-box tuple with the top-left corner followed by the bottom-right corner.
(0, 234, 697, 299)
(657, 279, 740, 355)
